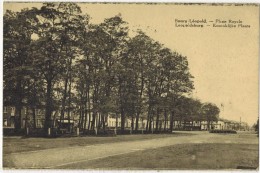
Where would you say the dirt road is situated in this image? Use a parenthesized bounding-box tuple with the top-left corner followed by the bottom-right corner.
(3, 131, 258, 169)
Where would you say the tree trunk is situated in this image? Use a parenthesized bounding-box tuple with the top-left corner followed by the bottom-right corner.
(164, 109, 167, 131)
(14, 80, 22, 131)
(60, 73, 68, 122)
(44, 79, 52, 131)
(116, 113, 118, 130)
(87, 88, 91, 131)
(52, 111, 57, 128)
(102, 113, 106, 131)
(159, 120, 162, 131)
(136, 54, 144, 131)
(149, 110, 153, 132)
(98, 113, 102, 130)
(83, 104, 87, 131)
(24, 107, 28, 129)
(78, 105, 82, 130)
(135, 112, 140, 131)
(131, 115, 134, 131)
(146, 106, 151, 132)
(170, 111, 174, 132)
(78, 106, 81, 129)
(120, 109, 125, 131)
(118, 78, 125, 132)
(155, 108, 160, 131)
(32, 107, 36, 129)
(67, 74, 72, 133)
(91, 111, 96, 131)
(87, 112, 91, 131)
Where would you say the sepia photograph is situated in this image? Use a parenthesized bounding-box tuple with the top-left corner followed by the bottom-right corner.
(2, 1, 259, 170)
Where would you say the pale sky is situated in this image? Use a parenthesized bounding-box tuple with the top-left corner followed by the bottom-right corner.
(4, 3, 259, 125)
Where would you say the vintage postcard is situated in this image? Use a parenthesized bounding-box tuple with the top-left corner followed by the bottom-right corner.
(2, 2, 259, 170)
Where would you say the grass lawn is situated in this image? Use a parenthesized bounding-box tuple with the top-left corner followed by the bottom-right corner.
(67, 143, 259, 170)
(3, 132, 192, 154)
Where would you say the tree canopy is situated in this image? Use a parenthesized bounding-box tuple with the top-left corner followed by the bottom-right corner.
(3, 3, 220, 133)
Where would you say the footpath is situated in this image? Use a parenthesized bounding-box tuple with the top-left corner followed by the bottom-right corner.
(3, 131, 258, 169)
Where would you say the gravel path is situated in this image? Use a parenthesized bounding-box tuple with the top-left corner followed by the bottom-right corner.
(3, 131, 258, 169)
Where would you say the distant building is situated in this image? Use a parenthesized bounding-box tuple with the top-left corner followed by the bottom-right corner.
(3, 106, 15, 128)
(3, 106, 46, 128)
(3, 106, 77, 129)
(106, 115, 148, 129)
(3, 106, 250, 131)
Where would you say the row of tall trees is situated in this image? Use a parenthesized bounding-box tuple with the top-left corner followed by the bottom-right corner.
(4, 2, 220, 133)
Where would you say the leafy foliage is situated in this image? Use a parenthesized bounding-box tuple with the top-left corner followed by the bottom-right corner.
(4, 3, 220, 132)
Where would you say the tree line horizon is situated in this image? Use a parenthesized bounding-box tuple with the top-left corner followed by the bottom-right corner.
(4, 2, 220, 133)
